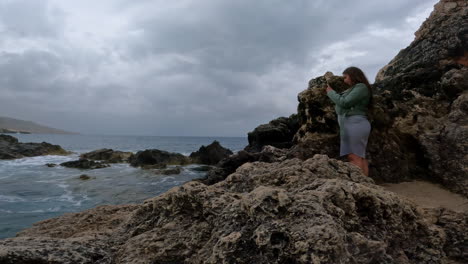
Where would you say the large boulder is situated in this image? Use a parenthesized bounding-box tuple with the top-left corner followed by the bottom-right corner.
(129, 149, 191, 168)
(80, 148, 134, 163)
(0, 135, 70, 159)
(189, 141, 233, 165)
(293, 73, 341, 143)
(0, 155, 466, 263)
(245, 114, 300, 152)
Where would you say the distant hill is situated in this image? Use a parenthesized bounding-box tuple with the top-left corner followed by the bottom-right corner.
(0, 116, 76, 134)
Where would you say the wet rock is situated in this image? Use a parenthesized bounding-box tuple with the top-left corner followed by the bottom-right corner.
(189, 165, 213, 172)
(0, 135, 70, 160)
(189, 141, 233, 165)
(153, 167, 182, 175)
(80, 148, 134, 163)
(141, 163, 167, 170)
(78, 174, 91, 180)
(45, 163, 57, 167)
(129, 149, 190, 168)
(60, 159, 110, 169)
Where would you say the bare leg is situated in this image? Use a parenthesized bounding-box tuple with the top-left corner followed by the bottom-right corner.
(347, 154, 368, 176)
(347, 154, 363, 171)
(362, 159, 369, 177)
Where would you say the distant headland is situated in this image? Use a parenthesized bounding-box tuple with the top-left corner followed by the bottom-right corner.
(0, 116, 76, 135)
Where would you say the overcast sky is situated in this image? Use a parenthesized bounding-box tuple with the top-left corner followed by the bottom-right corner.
(0, 0, 438, 137)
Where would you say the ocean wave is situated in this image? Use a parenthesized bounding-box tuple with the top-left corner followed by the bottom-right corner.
(0, 155, 79, 167)
(0, 195, 26, 202)
(17, 207, 62, 213)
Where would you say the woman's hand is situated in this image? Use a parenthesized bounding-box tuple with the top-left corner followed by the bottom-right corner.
(326, 85, 333, 93)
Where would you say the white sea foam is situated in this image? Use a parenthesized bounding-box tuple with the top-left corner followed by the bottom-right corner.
(17, 207, 62, 213)
(0, 209, 13, 213)
(0, 155, 78, 167)
(0, 195, 25, 202)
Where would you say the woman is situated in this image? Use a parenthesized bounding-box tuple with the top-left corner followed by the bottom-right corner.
(326, 66, 372, 176)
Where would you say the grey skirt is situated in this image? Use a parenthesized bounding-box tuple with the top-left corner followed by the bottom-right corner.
(338, 115, 371, 158)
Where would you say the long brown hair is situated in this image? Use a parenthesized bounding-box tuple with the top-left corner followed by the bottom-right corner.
(343, 66, 373, 108)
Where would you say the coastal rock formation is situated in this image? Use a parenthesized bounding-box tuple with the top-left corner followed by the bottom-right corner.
(80, 148, 134, 163)
(189, 141, 233, 165)
(245, 115, 300, 152)
(0, 135, 69, 159)
(129, 149, 191, 168)
(373, 0, 468, 196)
(241, 0, 468, 196)
(0, 1, 466, 263)
(60, 159, 110, 169)
(1, 155, 466, 263)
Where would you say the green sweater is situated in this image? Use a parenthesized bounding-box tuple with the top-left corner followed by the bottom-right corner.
(326, 83, 370, 117)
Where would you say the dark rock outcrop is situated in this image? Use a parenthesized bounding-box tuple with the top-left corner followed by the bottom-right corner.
(78, 174, 91, 180)
(372, 0, 468, 196)
(0, 135, 70, 159)
(245, 114, 300, 152)
(1, 155, 466, 263)
(129, 149, 191, 168)
(153, 166, 182, 175)
(198, 150, 261, 185)
(80, 148, 134, 163)
(189, 141, 233, 165)
(60, 159, 110, 170)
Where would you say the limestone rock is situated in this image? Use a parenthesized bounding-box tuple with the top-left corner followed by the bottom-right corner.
(294, 74, 339, 143)
(1, 155, 466, 263)
(372, 0, 468, 196)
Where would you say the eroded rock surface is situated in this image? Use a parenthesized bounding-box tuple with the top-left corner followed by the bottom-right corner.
(1, 155, 466, 263)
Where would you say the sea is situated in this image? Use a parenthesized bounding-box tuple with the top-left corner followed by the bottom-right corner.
(0, 134, 248, 239)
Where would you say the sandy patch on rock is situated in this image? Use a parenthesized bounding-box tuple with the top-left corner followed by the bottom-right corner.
(381, 180, 468, 212)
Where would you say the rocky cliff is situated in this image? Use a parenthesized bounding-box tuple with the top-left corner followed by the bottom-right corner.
(244, 0, 468, 197)
(0, 1, 466, 263)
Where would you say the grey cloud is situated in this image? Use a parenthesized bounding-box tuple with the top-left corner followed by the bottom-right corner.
(0, 0, 439, 136)
(0, 50, 62, 93)
(0, 0, 64, 39)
